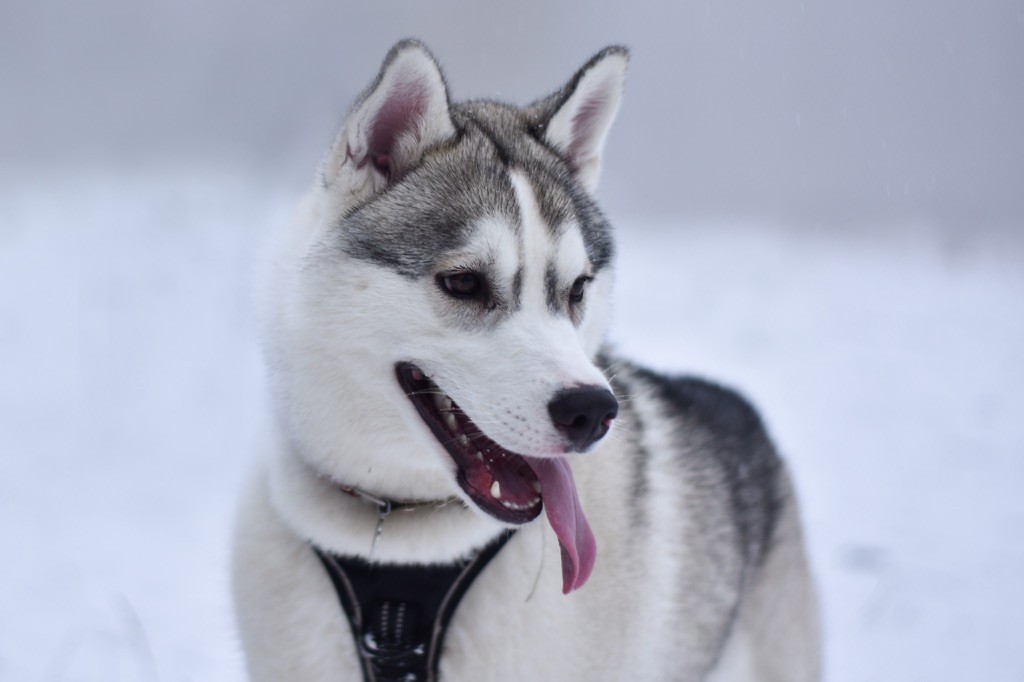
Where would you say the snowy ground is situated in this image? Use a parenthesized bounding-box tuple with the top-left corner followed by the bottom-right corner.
(1, 169, 1022, 681)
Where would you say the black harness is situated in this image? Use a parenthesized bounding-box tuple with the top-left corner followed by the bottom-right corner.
(314, 530, 515, 682)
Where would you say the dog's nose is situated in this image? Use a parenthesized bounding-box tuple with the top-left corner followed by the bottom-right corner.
(548, 386, 619, 452)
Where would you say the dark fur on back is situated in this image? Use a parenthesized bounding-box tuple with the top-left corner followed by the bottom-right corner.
(613, 360, 783, 568)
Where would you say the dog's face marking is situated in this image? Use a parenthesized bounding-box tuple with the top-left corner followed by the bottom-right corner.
(336, 133, 521, 279)
(509, 170, 577, 320)
(364, 165, 609, 459)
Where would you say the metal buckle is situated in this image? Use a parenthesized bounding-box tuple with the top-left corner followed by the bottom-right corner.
(343, 487, 392, 558)
(361, 631, 425, 681)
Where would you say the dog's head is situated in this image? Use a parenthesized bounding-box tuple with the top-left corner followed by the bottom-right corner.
(264, 40, 628, 591)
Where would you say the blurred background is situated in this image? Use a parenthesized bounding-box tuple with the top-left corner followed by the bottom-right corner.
(2, 1, 1022, 680)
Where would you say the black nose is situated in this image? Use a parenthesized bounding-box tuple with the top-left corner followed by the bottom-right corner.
(548, 386, 619, 452)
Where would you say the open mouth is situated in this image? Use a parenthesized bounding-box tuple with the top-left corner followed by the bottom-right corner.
(395, 361, 599, 594)
(395, 362, 543, 524)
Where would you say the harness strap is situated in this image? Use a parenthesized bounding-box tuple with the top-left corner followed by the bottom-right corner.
(314, 531, 515, 682)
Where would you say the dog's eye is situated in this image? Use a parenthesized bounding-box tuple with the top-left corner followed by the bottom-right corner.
(438, 271, 484, 299)
(569, 276, 591, 305)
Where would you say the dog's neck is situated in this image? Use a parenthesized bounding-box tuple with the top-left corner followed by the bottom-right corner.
(267, 442, 511, 563)
(335, 481, 464, 558)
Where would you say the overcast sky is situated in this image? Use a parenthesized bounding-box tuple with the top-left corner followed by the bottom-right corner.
(2, 0, 1022, 226)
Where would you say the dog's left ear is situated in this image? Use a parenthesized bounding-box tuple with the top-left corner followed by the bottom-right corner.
(531, 46, 629, 193)
(322, 40, 456, 204)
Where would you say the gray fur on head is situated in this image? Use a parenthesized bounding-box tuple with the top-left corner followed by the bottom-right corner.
(322, 41, 629, 279)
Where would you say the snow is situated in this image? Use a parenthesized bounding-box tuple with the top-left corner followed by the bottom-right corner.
(1, 170, 1022, 681)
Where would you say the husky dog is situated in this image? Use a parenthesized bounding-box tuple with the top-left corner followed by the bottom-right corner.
(233, 40, 820, 681)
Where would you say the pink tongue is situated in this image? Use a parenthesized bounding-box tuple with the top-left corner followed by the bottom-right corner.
(528, 457, 596, 594)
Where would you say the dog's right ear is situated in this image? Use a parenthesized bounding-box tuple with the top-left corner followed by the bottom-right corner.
(529, 46, 629, 194)
(322, 40, 455, 203)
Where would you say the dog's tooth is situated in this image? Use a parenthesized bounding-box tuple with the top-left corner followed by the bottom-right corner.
(434, 393, 453, 414)
(475, 451, 484, 462)
(490, 480, 501, 498)
(532, 480, 541, 494)
(457, 434, 469, 448)
(444, 412, 458, 431)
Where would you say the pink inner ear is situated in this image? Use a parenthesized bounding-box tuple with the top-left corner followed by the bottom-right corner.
(567, 88, 610, 166)
(367, 79, 429, 181)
